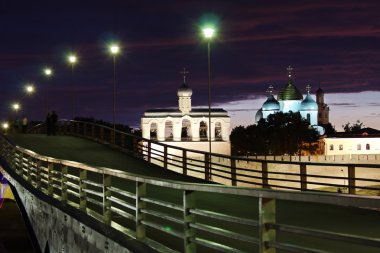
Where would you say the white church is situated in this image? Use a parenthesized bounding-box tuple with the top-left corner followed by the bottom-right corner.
(141, 69, 231, 155)
(255, 66, 327, 135)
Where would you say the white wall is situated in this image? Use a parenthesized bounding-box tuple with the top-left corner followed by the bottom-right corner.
(324, 137, 380, 155)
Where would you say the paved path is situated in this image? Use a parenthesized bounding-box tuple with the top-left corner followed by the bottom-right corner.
(7, 134, 205, 183)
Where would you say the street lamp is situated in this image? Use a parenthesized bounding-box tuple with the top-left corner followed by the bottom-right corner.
(108, 43, 120, 137)
(202, 26, 215, 160)
(67, 53, 78, 119)
(202, 26, 215, 181)
(25, 84, 35, 95)
(43, 67, 53, 114)
(12, 103, 21, 112)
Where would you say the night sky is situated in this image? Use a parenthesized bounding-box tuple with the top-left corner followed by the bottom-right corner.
(1, 1, 380, 130)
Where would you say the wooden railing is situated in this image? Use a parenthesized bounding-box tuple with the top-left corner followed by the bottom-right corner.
(1, 134, 380, 253)
(28, 120, 380, 195)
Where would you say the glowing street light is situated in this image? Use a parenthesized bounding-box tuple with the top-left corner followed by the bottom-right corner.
(108, 43, 121, 140)
(2, 122, 9, 130)
(12, 103, 21, 112)
(43, 67, 53, 115)
(25, 84, 35, 94)
(202, 26, 216, 180)
(67, 53, 78, 119)
(44, 67, 53, 77)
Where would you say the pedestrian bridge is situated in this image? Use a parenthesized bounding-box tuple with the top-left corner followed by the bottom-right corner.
(0, 120, 380, 253)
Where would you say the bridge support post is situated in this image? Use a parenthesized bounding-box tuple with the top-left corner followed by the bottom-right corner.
(79, 169, 87, 212)
(36, 160, 41, 190)
(103, 174, 112, 225)
(348, 165, 356, 194)
(61, 165, 68, 204)
(204, 154, 211, 181)
(300, 164, 307, 190)
(262, 162, 269, 188)
(147, 142, 151, 163)
(83, 123, 87, 136)
(163, 146, 168, 169)
(47, 162, 54, 196)
(231, 158, 237, 186)
(26, 156, 32, 183)
(91, 124, 95, 139)
(183, 190, 196, 253)
(183, 150, 187, 176)
(259, 197, 276, 253)
(136, 182, 146, 240)
(100, 128, 104, 143)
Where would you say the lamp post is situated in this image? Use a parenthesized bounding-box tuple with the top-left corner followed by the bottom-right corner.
(202, 27, 215, 154)
(202, 27, 215, 181)
(43, 67, 53, 115)
(68, 54, 78, 119)
(109, 44, 120, 138)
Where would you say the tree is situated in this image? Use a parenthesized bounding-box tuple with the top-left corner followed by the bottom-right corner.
(342, 120, 364, 133)
(230, 112, 319, 156)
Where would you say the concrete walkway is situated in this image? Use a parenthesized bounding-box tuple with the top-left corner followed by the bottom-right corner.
(7, 134, 205, 183)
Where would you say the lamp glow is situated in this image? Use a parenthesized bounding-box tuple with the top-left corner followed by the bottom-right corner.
(68, 54, 77, 64)
(2, 122, 9, 130)
(202, 27, 215, 39)
(44, 68, 53, 77)
(12, 103, 20, 111)
(25, 84, 35, 94)
(109, 44, 120, 55)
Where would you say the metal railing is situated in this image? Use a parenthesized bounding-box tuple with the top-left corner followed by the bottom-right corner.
(28, 120, 380, 196)
(1, 134, 380, 253)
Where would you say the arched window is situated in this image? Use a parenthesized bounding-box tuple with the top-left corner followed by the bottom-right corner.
(181, 119, 191, 141)
(357, 144, 361, 150)
(165, 121, 173, 141)
(329, 144, 334, 150)
(339, 144, 343, 150)
(366, 144, 370, 150)
(150, 123, 157, 140)
(215, 122, 222, 141)
(199, 121, 208, 141)
(307, 113, 311, 124)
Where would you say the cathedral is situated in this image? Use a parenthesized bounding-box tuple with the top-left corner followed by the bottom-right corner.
(141, 69, 231, 155)
(255, 66, 329, 135)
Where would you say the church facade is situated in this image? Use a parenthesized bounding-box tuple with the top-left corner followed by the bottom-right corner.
(255, 66, 328, 135)
(141, 70, 231, 155)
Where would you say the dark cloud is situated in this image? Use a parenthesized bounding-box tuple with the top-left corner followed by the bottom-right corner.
(0, 0, 379, 126)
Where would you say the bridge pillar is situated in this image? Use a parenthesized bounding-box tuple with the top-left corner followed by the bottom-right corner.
(259, 197, 276, 253)
(183, 190, 196, 253)
(79, 169, 87, 212)
(103, 174, 112, 225)
(136, 182, 146, 240)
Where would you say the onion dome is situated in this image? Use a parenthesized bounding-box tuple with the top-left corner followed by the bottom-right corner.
(255, 108, 263, 122)
(177, 83, 192, 97)
(301, 93, 318, 111)
(262, 94, 280, 111)
(277, 82, 303, 101)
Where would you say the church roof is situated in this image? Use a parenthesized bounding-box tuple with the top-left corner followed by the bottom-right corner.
(277, 81, 303, 101)
(329, 128, 380, 138)
(300, 93, 318, 111)
(262, 94, 280, 111)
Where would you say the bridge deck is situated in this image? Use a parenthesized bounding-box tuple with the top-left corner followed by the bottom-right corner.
(6, 134, 380, 253)
(7, 134, 204, 183)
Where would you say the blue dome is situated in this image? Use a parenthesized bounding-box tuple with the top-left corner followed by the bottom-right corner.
(262, 95, 280, 111)
(255, 108, 263, 122)
(301, 94, 318, 111)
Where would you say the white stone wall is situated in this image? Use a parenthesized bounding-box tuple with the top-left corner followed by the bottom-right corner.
(324, 137, 380, 155)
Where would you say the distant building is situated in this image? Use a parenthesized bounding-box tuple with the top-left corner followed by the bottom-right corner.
(141, 69, 231, 155)
(324, 128, 380, 155)
(255, 66, 327, 135)
(316, 87, 330, 125)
